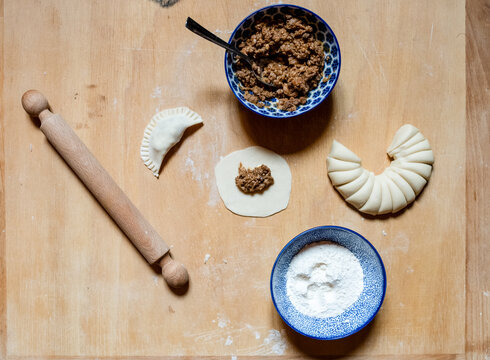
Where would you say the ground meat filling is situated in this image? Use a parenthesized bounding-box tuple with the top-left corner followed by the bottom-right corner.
(235, 163, 274, 194)
(235, 15, 325, 112)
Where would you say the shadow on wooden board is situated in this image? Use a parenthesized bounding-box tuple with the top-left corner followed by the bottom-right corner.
(24, 112, 190, 296)
(283, 315, 378, 357)
(237, 94, 334, 155)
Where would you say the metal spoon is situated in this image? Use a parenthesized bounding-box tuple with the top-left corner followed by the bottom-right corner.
(185, 17, 276, 88)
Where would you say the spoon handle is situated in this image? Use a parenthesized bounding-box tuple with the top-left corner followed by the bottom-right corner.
(185, 17, 251, 62)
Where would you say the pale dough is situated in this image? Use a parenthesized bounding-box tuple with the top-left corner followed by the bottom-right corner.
(359, 176, 382, 215)
(391, 159, 432, 179)
(336, 169, 369, 197)
(384, 174, 407, 212)
(390, 166, 427, 195)
(327, 157, 361, 172)
(387, 124, 420, 153)
(328, 167, 364, 186)
(330, 140, 362, 163)
(346, 172, 375, 208)
(385, 168, 415, 204)
(140, 107, 202, 177)
(215, 146, 291, 217)
(376, 175, 393, 215)
(326, 124, 434, 215)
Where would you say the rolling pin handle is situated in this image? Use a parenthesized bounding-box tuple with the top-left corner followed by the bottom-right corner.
(21, 90, 190, 289)
(159, 254, 189, 288)
(21, 90, 51, 119)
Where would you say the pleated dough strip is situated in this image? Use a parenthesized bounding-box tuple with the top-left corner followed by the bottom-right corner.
(388, 132, 425, 157)
(328, 167, 364, 186)
(329, 140, 362, 163)
(401, 150, 434, 165)
(387, 124, 420, 154)
(377, 175, 393, 215)
(326, 124, 433, 215)
(391, 159, 433, 179)
(336, 169, 369, 198)
(390, 166, 427, 195)
(384, 168, 416, 204)
(359, 176, 383, 215)
(327, 157, 361, 172)
(392, 139, 432, 160)
(346, 172, 375, 209)
(383, 174, 407, 213)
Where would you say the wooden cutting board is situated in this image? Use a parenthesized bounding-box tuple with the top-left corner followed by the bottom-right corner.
(2, 0, 484, 358)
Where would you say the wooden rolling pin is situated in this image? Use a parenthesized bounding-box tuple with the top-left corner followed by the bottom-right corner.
(21, 90, 189, 288)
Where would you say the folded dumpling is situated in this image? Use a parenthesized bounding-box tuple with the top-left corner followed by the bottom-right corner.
(140, 107, 202, 177)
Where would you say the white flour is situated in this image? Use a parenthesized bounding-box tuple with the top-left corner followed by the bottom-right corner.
(286, 241, 364, 318)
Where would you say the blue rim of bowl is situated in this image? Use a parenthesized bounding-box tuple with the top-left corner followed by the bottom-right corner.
(269, 225, 387, 340)
(224, 4, 342, 119)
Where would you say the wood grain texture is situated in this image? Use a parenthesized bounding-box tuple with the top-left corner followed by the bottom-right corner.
(466, 0, 490, 359)
(0, 0, 481, 358)
(39, 111, 170, 265)
(3, 355, 468, 360)
(0, 0, 6, 358)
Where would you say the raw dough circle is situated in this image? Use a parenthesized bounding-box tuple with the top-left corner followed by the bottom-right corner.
(215, 146, 292, 217)
(327, 124, 434, 215)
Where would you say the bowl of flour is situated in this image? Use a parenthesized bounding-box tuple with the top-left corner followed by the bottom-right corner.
(270, 226, 386, 340)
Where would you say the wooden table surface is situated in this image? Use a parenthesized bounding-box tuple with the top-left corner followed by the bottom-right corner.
(0, 0, 488, 359)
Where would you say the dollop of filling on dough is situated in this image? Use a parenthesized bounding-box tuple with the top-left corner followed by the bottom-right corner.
(235, 163, 274, 194)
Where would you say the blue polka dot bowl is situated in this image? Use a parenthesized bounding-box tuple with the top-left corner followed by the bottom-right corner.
(270, 226, 386, 340)
(225, 4, 340, 118)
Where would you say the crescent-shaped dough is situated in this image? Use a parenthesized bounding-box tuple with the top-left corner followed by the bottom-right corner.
(140, 107, 202, 177)
(327, 124, 434, 215)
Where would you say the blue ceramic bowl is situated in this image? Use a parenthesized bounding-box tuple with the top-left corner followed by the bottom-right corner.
(225, 4, 341, 118)
(270, 226, 386, 340)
